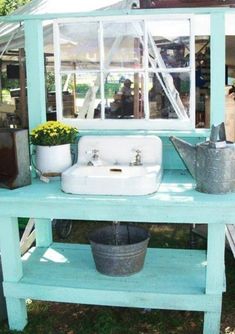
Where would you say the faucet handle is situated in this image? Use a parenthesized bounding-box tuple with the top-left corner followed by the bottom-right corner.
(130, 148, 142, 166)
(132, 148, 141, 153)
(85, 149, 99, 156)
(86, 149, 101, 166)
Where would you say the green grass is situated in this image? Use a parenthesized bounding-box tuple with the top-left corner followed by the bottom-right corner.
(0, 222, 235, 334)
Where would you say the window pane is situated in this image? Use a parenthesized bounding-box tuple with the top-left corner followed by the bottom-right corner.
(147, 20, 190, 69)
(103, 21, 144, 70)
(54, 17, 194, 129)
(61, 74, 101, 119)
(104, 73, 145, 119)
(76, 74, 101, 119)
(195, 36, 210, 128)
(148, 72, 190, 119)
(59, 75, 76, 118)
(59, 22, 100, 70)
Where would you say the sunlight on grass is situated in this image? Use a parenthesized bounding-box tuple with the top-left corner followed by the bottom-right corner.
(224, 328, 235, 334)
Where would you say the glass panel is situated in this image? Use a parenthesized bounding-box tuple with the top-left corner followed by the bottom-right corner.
(149, 72, 190, 119)
(103, 21, 144, 70)
(147, 20, 190, 69)
(226, 13, 235, 35)
(61, 73, 101, 119)
(60, 74, 76, 118)
(195, 36, 210, 128)
(104, 73, 144, 119)
(46, 69, 57, 121)
(44, 23, 56, 119)
(59, 22, 100, 70)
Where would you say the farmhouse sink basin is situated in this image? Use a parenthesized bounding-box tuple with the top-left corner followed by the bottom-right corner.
(61, 135, 163, 195)
(61, 164, 162, 195)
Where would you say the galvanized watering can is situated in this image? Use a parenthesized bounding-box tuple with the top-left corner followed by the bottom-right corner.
(170, 123, 235, 194)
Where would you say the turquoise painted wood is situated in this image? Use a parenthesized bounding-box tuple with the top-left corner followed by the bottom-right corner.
(210, 13, 225, 126)
(203, 310, 222, 334)
(2, 244, 221, 311)
(0, 6, 235, 22)
(0, 218, 22, 281)
(34, 218, 52, 247)
(3, 297, 27, 331)
(0, 218, 27, 330)
(0, 171, 234, 224)
(203, 224, 226, 334)
(206, 224, 226, 294)
(0, 5, 231, 334)
(0, 170, 227, 333)
(24, 20, 46, 130)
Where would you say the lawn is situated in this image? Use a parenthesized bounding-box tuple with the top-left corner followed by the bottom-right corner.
(0, 222, 234, 334)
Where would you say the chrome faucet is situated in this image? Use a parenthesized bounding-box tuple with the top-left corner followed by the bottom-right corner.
(130, 149, 142, 166)
(87, 149, 101, 166)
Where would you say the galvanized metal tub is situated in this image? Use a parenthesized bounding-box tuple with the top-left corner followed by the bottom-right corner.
(89, 225, 150, 276)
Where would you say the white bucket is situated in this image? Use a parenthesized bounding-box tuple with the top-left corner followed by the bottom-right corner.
(35, 144, 72, 176)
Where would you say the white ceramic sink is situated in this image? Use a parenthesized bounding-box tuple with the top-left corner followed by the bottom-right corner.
(61, 136, 163, 195)
(62, 164, 162, 195)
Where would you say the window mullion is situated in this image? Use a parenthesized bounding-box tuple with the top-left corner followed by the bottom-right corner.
(53, 21, 63, 121)
(189, 16, 196, 126)
(99, 21, 105, 120)
(144, 20, 149, 120)
(54, 15, 195, 130)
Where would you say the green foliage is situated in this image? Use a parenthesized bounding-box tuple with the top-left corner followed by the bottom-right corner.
(1, 88, 11, 103)
(0, 0, 31, 15)
(76, 82, 121, 99)
(76, 83, 89, 97)
(47, 72, 75, 93)
(1, 72, 20, 90)
(30, 121, 78, 146)
(46, 72, 56, 92)
(105, 82, 120, 98)
(18, 217, 29, 229)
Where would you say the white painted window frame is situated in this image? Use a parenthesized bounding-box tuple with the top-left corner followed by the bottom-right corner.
(53, 14, 195, 130)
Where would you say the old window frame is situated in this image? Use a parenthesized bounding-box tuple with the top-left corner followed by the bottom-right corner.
(53, 14, 195, 130)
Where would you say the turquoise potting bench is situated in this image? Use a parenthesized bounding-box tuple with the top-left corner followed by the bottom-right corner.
(0, 6, 233, 334)
(0, 169, 229, 333)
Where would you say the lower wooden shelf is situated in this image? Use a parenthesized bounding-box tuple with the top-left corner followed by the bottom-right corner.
(3, 243, 221, 312)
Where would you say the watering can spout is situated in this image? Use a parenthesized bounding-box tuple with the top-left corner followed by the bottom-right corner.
(170, 136, 196, 179)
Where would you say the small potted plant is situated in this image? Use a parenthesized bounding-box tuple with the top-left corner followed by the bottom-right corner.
(30, 121, 78, 177)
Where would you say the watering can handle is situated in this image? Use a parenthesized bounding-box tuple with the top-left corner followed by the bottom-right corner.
(210, 122, 226, 142)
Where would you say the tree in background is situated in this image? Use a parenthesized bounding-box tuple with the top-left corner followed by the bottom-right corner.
(0, 0, 31, 15)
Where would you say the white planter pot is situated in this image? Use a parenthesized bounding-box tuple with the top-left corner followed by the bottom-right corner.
(35, 144, 72, 176)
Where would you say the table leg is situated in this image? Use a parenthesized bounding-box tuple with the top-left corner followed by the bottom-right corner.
(4, 297, 27, 330)
(34, 218, 52, 247)
(203, 308, 222, 334)
(0, 217, 27, 330)
(203, 223, 225, 334)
